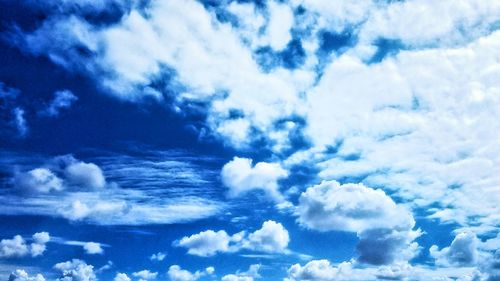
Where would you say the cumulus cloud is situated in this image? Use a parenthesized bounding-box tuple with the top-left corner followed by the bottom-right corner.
(54, 259, 95, 281)
(8, 269, 45, 281)
(113, 273, 130, 281)
(14, 168, 64, 194)
(221, 157, 288, 201)
(431, 232, 479, 267)
(296, 180, 420, 265)
(149, 252, 166, 261)
(176, 220, 289, 257)
(285, 260, 374, 281)
(40, 90, 78, 117)
(167, 265, 213, 281)
(132, 270, 157, 280)
(83, 242, 104, 255)
(65, 161, 106, 190)
(0, 232, 50, 258)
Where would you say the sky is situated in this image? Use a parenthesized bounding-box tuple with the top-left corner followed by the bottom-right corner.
(0, 0, 499, 280)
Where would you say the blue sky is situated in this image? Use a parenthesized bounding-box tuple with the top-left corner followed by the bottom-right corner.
(1, 0, 500, 280)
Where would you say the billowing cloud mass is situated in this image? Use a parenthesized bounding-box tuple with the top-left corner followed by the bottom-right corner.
(54, 259, 96, 281)
(297, 181, 420, 265)
(1, 0, 500, 280)
(0, 232, 50, 258)
(8, 270, 45, 281)
(167, 265, 213, 281)
(221, 157, 288, 201)
(176, 220, 289, 257)
(431, 232, 479, 267)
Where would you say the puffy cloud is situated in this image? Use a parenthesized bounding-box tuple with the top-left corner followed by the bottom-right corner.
(176, 230, 239, 257)
(176, 220, 289, 257)
(431, 232, 479, 267)
(65, 161, 106, 190)
(297, 181, 414, 232)
(285, 260, 375, 281)
(149, 252, 166, 261)
(296, 180, 420, 265)
(221, 264, 260, 281)
(54, 259, 96, 281)
(83, 242, 104, 255)
(0, 232, 50, 258)
(113, 273, 131, 281)
(221, 157, 288, 201)
(244, 220, 289, 253)
(8, 269, 45, 281)
(41, 90, 78, 117)
(0, 235, 29, 258)
(167, 265, 213, 281)
(14, 168, 64, 194)
(132, 270, 157, 280)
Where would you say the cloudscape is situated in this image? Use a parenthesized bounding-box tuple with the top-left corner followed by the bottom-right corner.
(1, 0, 499, 280)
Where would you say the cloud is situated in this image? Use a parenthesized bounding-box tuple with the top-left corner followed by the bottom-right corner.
(263, 1, 294, 51)
(296, 180, 420, 265)
(83, 242, 104, 255)
(14, 168, 64, 194)
(221, 264, 260, 281)
(40, 90, 78, 117)
(176, 230, 242, 257)
(113, 273, 130, 281)
(65, 161, 106, 190)
(54, 259, 96, 281)
(296, 180, 414, 232)
(167, 265, 213, 281)
(132, 270, 157, 280)
(431, 232, 479, 267)
(285, 260, 372, 281)
(2, 152, 225, 225)
(12, 108, 28, 137)
(149, 252, 166, 261)
(176, 220, 289, 257)
(243, 220, 289, 253)
(0, 232, 50, 258)
(221, 157, 288, 201)
(8, 269, 45, 281)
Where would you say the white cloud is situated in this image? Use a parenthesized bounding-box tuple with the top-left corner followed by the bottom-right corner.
(285, 260, 374, 281)
(296, 180, 414, 233)
(132, 270, 157, 280)
(176, 220, 289, 257)
(221, 157, 288, 201)
(83, 242, 104, 255)
(14, 168, 64, 194)
(41, 89, 78, 117)
(8, 269, 45, 281)
(221, 264, 260, 281)
(296, 180, 420, 265)
(65, 161, 106, 190)
(431, 232, 479, 267)
(0, 232, 50, 258)
(244, 220, 289, 253)
(167, 265, 213, 281)
(263, 1, 294, 50)
(0, 235, 28, 258)
(149, 252, 166, 261)
(113, 273, 131, 281)
(176, 230, 241, 257)
(54, 259, 95, 281)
